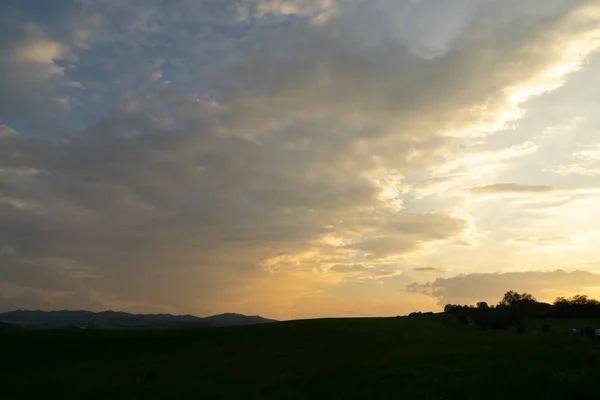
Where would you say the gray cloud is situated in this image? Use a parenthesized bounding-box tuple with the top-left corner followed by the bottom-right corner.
(0, 289, 52, 312)
(0, 288, 104, 312)
(1, 0, 599, 316)
(343, 213, 469, 258)
(407, 270, 600, 306)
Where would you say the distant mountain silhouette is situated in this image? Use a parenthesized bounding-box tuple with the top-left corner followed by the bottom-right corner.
(0, 310, 276, 328)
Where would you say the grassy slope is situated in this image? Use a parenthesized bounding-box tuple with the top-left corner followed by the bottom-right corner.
(2, 315, 600, 399)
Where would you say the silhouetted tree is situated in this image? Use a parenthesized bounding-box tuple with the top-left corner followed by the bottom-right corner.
(553, 295, 600, 318)
(444, 304, 461, 314)
(444, 304, 469, 314)
(471, 306, 491, 330)
(498, 290, 536, 308)
(442, 291, 600, 331)
(498, 291, 539, 333)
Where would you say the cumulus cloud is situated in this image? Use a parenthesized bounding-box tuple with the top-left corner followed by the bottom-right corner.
(1, 0, 600, 318)
(407, 270, 600, 306)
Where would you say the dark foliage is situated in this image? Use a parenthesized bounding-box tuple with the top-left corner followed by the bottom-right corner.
(553, 295, 600, 318)
(442, 290, 600, 333)
(409, 311, 435, 316)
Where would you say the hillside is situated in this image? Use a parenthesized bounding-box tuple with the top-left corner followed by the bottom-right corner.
(2, 314, 600, 399)
(0, 321, 22, 331)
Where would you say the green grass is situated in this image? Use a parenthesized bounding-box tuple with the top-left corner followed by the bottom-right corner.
(2, 315, 600, 399)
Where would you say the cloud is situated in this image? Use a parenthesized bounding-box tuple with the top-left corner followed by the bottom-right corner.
(0, 19, 74, 129)
(505, 236, 585, 254)
(0, 289, 53, 312)
(468, 183, 600, 197)
(327, 263, 403, 279)
(0, 288, 104, 312)
(509, 236, 572, 246)
(548, 165, 600, 177)
(407, 270, 600, 306)
(349, 213, 469, 258)
(9, 27, 67, 67)
(51, 289, 105, 311)
(435, 142, 540, 176)
(574, 144, 600, 163)
(252, 0, 338, 23)
(0, 245, 15, 256)
(413, 267, 445, 273)
(1, 0, 600, 318)
(0, 125, 19, 138)
(330, 264, 371, 273)
(545, 143, 600, 176)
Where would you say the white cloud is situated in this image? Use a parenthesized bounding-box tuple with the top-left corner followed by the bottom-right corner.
(0, 125, 19, 138)
(254, 0, 337, 21)
(6, 23, 70, 79)
(546, 164, 600, 177)
(545, 143, 600, 176)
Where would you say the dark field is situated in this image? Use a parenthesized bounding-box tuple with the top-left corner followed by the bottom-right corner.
(2, 315, 600, 399)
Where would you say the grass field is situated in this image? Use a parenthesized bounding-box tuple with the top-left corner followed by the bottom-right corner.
(2, 315, 600, 399)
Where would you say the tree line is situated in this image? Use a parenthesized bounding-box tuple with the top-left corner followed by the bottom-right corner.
(442, 291, 600, 332)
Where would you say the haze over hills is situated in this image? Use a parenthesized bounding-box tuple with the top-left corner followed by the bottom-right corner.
(0, 310, 276, 328)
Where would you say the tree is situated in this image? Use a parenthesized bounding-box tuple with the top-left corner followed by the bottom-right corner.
(554, 297, 568, 306)
(498, 290, 536, 308)
(553, 295, 600, 318)
(570, 295, 598, 305)
(476, 301, 489, 309)
(497, 291, 537, 333)
(444, 304, 461, 313)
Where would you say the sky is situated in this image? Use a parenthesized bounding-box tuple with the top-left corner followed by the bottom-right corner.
(2, 0, 600, 320)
